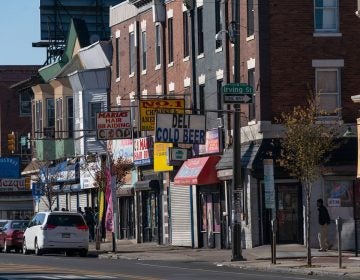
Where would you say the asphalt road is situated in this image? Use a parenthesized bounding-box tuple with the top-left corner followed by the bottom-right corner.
(0, 252, 342, 280)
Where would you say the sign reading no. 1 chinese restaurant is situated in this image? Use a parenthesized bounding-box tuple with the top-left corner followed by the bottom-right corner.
(140, 99, 185, 131)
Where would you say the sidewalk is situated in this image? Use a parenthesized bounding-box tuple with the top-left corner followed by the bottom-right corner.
(89, 241, 360, 278)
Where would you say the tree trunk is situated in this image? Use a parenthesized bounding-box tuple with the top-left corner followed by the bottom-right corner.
(306, 181, 312, 266)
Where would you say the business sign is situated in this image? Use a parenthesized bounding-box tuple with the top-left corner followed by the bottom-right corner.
(263, 159, 275, 210)
(155, 113, 206, 144)
(96, 111, 132, 140)
(32, 182, 44, 196)
(140, 99, 185, 131)
(0, 178, 27, 192)
(0, 157, 20, 179)
(134, 136, 154, 166)
(80, 162, 99, 189)
(154, 143, 173, 172)
(193, 128, 220, 156)
(111, 139, 133, 185)
(41, 162, 79, 184)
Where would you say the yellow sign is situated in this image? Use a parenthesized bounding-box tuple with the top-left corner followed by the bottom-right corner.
(140, 99, 185, 131)
(154, 143, 173, 172)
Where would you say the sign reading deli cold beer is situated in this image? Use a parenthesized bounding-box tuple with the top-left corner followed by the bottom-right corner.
(96, 111, 132, 140)
(155, 113, 206, 144)
(140, 99, 185, 131)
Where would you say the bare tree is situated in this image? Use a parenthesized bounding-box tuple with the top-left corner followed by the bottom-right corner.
(277, 95, 340, 266)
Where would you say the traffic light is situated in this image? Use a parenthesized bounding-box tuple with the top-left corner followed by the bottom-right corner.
(7, 132, 16, 153)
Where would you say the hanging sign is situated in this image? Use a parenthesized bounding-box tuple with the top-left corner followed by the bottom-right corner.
(96, 111, 132, 140)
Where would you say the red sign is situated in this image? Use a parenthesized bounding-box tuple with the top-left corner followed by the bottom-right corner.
(193, 129, 220, 156)
(133, 137, 154, 166)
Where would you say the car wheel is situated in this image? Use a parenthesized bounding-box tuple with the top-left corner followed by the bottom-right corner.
(3, 240, 10, 253)
(79, 249, 88, 257)
(22, 239, 29, 255)
(34, 240, 42, 256)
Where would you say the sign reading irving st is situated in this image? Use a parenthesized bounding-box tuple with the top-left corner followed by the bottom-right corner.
(96, 111, 132, 140)
(222, 83, 254, 104)
(155, 113, 206, 144)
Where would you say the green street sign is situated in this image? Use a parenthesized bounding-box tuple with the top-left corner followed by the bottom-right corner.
(222, 83, 254, 95)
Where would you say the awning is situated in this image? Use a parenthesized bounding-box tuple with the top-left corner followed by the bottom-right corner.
(21, 160, 44, 176)
(174, 156, 220, 186)
(134, 180, 159, 191)
(117, 185, 134, 196)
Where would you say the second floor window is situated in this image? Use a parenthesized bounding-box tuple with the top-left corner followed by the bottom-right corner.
(56, 98, 63, 139)
(168, 17, 174, 64)
(216, 80, 223, 117)
(142, 31, 147, 71)
(115, 37, 120, 78)
(248, 68, 256, 120)
(155, 25, 161, 66)
(46, 99, 55, 128)
(215, 0, 222, 49)
(35, 100, 42, 135)
(197, 7, 204, 55)
(314, 0, 339, 33)
(89, 102, 102, 130)
(247, 0, 254, 37)
(19, 90, 31, 116)
(183, 11, 189, 58)
(316, 68, 340, 117)
(129, 32, 135, 74)
(67, 97, 74, 138)
(199, 84, 205, 115)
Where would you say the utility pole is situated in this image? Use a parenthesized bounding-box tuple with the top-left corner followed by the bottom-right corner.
(231, 0, 244, 261)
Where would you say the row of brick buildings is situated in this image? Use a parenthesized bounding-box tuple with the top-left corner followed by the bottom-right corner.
(2, 0, 359, 251)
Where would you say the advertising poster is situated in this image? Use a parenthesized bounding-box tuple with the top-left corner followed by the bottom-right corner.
(154, 143, 173, 172)
(325, 180, 353, 207)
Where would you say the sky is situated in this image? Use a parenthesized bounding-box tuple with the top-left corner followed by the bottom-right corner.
(0, 0, 46, 65)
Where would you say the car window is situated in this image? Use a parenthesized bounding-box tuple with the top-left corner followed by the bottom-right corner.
(47, 214, 85, 227)
(36, 213, 46, 225)
(0, 221, 7, 228)
(11, 221, 29, 230)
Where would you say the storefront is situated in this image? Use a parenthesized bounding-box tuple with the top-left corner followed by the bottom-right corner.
(173, 155, 221, 249)
(117, 185, 135, 240)
(134, 171, 161, 244)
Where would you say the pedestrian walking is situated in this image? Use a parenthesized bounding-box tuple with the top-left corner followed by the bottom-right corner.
(84, 207, 95, 241)
(317, 198, 331, 251)
(77, 207, 84, 215)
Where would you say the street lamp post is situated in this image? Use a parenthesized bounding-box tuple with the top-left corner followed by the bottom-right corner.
(230, 0, 244, 261)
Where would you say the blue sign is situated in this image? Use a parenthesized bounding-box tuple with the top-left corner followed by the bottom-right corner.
(0, 157, 20, 179)
(32, 183, 45, 196)
(40, 161, 79, 184)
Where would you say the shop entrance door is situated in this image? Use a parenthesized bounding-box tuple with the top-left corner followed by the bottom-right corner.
(276, 183, 303, 243)
(142, 191, 159, 243)
(119, 197, 135, 239)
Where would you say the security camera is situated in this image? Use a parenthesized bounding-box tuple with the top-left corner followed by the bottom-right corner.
(356, 10, 360, 18)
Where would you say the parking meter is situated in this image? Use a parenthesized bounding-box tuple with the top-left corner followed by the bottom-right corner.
(271, 219, 277, 264)
(335, 216, 343, 268)
(271, 219, 277, 233)
(335, 217, 343, 233)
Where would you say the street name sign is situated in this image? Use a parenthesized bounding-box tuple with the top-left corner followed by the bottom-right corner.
(222, 83, 254, 104)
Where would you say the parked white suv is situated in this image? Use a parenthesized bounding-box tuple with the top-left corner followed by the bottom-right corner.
(23, 211, 89, 256)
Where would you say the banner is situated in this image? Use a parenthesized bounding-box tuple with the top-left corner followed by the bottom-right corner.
(105, 160, 114, 232)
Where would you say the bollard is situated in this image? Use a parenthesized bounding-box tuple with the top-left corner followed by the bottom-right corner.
(271, 219, 277, 264)
(335, 217, 343, 269)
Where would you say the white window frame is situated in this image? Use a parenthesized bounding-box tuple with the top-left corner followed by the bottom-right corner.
(315, 67, 341, 118)
(314, 0, 339, 33)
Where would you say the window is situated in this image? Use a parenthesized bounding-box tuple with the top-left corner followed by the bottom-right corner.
(67, 97, 74, 138)
(55, 98, 63, 139)
(183, 11, 189, 58)
(141, 31, 147, 71)
(197, 7, 204, 55)
(129, 32, 135, 74)
(46, 99, 55, 128)
(155, 25, 161, 66)
(215, 0, 222, 49)
(19, 90, 31, 116)
(199, 84, 205, 115)
(216, 80, 223, 117)
(115, 37, 120, 78)
(315, 68, 340, 116)
(247, 0, 254, 37)
(248, 68, 255, 120)
(314, 0, 339, 32)
(35, 101, 42, 137)
(89, 102, 102, 130)
(168, 18, 174, 64)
